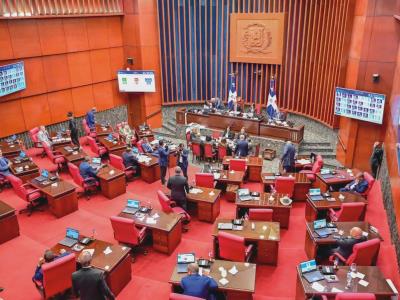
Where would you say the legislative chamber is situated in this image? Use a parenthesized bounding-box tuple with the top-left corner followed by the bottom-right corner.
(0, 1, 399, 300)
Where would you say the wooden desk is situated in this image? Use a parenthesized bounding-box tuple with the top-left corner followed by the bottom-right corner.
(119, 209, 182, 254)
(138, 155, 160, 183)
(223, 156, 263, 182)
(212, 219, 280, 265)
(95, 124, 114, 137)
(259, 122, 304, 143)
(261, 173, 312, 201)
(51, 238, 131, 296)
(97, 165, 126, 199)
(296, 266, 396, 300)
(214, 170, 245, 186)
(50, 133, 72, 149)
(295, 155, 312, 171)
(305, 192, 367, 222)
(0, 201, 19, 244)
(176, 108, 211, 127)
(58, 147, 87, 166)
(315, 170, 355, 192)
(98, 136, 126, 156)
(235, 192, 292, 229)
(304, 221, 381, 260)
(137, 128, 155, 142)
(170, 259, 256, 300)
(208, 113, 261, 135)
(10, 158, 39, 183)
(0, 140, 21, 158)
(30, 178, 78, 218)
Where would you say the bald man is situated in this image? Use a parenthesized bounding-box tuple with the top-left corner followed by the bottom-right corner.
(339, 172, 368, 194)
(167, 166, 190, 210)
(181, 263, 218, 300)
(72, 251, 114, 300)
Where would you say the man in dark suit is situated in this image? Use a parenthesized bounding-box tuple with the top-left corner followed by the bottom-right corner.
(370, 141, 383, 179)
(122, 147, 140, 176)
(79, 157, 99, 181)
(177, 143, 189, 179)
(158, 140, 169, 185)
(281, 141, 296, 173)
(72, 251, 115, 300)
(141, 137, 154, 154)
(167, 167, 190, 210)
(235, 135, 249, 157)
(181, 263, 218, 300)
(222, 126, 235, 140)
(339, 172, 369, 194)
(67, 111, 80, 147)
(86, 107, 96, 129)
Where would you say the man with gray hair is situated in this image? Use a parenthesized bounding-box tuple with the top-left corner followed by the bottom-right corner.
(181, 263, 218, 300)
(235, 134, 249, 157)
(72, 251, 115, 300)
(167, 166, 190, 210)
(281, 140, 296, 173)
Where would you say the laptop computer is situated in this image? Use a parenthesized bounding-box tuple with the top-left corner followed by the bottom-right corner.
(92, 157, 101, 165)
(58, 228, 79, 247)
(177, 253, 196, 273)
(122, 199, 141, 214)
(19, 151, 26, 158)
(35, 169, 49, 182)
(313, 219, 331, 237)
(299, 259, 325, 283)
(309, 188, 323, 201)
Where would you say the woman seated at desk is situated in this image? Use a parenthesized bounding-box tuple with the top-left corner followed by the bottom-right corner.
(119, 122, 136, 146)
(222, 126, 235, 140)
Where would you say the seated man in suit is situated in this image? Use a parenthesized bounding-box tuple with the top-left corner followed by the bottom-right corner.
(72, 251, 115, 300)
(167, 166, 190, 210)
(32, 249, 69, 286)
(141, 137, 154, 154)
(79, 157, 99, 181)
(122, 147, 140, 176)
(181, 263, 218, 300)
(339, 172, 369, 194)
(86, 107, 96, 129)
(222, 126, 235, 140)
(37, 125, 52, 147)
(235, 135, 249, 157)
(0, 150, 11, 177)
(210, 97, 223, 110)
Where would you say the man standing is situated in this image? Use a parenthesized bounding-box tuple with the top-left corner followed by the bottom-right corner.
(181, 263, 218, 300)
(281, 141, 296, 173)
(158, 140, 169, 185)
(167, 167, 190, 210)
(67, 112, 80, 147)
(86, 107, 96, 129)
(235, 135, 249, 157)
(72, 251, 115, 300)
(177, 143, 189, 179)
(370, 141, 383, 179)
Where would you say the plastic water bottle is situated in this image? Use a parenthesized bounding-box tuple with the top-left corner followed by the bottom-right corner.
(346, 270, 352, 289)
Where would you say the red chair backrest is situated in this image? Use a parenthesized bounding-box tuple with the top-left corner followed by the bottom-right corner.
(275, 176, 295, 197)
(169, 293, 204, 300)
(218, 231, 247, 262)
(42, 143, 55, 159)
(311, 159, 323, 173)
(229, 159, 246, 172)
(29, 127, 40, 143)
(42, 253, 76, 299)
(335, 293, 376, 300)
(157, 190, 173, 213)
(109, 154, 125, 171)
(255, 104, 261, 114)
(8, 175, 28, 200)
(82, 119, 91, 135)
(87, 136, 99, 154)
(110, 216, 141, 245)
(347, 238, 380, 266)
(212, 131, 221, 139)
(67, 163, 84, 187)
(192, 143, 201, 156)
(248, 208, 273, 221)
(362, 172, 375, 197)
(336, 202, 366, 222)
(204, 143, 214, 158)
(136, 140, 144, 153)
(218, 146, 227, 160)
(195, 173, 214, 188)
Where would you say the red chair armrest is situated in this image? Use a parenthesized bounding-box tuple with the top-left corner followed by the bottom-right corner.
(26, 189, 41, 196)
(329, 252, 347, 263)
(328, 208, 337, 221)
(303, 164, 313, 170)
(299, 170, 313, 174)
(34, 142, 43, 148)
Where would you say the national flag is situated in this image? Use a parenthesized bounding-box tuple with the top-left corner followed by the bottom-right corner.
(228, 74, 237, 110)
(267, 76, 279, 119)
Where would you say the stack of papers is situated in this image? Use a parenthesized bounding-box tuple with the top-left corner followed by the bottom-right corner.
(83, 249, 95, 256)
(213, 173, 221, 180)
(219, 278, 229, 285)
(311, 282, 325, 292)
(297, 159, 311, 164)
(228, 265, 238, 275)
(152, 213, 160, 219)
(189, 188, 203, 194)
(103, 247, 113, 255)
(146, 217, 157, 224)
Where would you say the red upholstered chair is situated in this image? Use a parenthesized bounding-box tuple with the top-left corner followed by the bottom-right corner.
(271, 176, 295, 197)
(109, 153, 136, 181)
(299, 158, 323, 182)
(136, 140, 144, 153)
(248, 208, 273, 221)
(157, 190, 191, 223)
(195, 173, 215, 188)
(328, 202, 366, 222)
(67, 163, 98, 200)
(110, 216, 148, 257)
(329, 238, 381, 266)
(217, 145, 227, 162)
(217, 231, 253, 262)
(212, 131, 221, 139)
(169, 293, 204, 300)
(39, 253, 76, 299)
(8, 175, 42, 216)
(191, 143, 202, 162)
(204, 143, 216, 162)
(42, 143, 66, 171)
(87, 136, 107, 157)
(255, 104, 261, 114)
(229, 159, 246, 172)
(361, 172, 375, 198)
(29, 127, 45, 157)
(0, 174, 10, 192)
(303, 154, 323, 171)
(185, 131, 192, 147)
(82, 119, 96, 138)
(335, 293, 376, 300)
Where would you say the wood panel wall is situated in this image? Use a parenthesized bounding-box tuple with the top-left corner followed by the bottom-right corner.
(157, 0, 354, 127)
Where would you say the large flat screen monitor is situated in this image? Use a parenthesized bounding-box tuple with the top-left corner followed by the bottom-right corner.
(0, 61, 26, 97)
(117, 70, 155, 92)
(334, 87, 385, 124)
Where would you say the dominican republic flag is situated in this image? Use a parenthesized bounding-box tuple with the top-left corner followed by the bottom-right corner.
(227, 74, 237, 110)
(267, 76, 279, 119)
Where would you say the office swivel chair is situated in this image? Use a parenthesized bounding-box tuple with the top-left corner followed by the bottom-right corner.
(328, 202, 366, 222)
(217, 231, 253, 262)
(329, 238, 381, 266)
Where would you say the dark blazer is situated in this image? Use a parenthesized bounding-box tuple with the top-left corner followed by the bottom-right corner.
(86, 110, 95, 128)
(181, 274, 218, 300)
(79, 161, 98, 179)
(68, 118, 78, 135)
(281, 143, 296, 168)
(72, 267, 114, 300)
(235, 140, 249, 157)
(158, 146, 169, 167)
(122, 151, 138, 169)
(341, 179, 369, 194)
(334, 236, 367, 259)
(177, 148, 189, 170)
(222, 129, 235, 140)
(370, 146, 383, 166)
(167, 175, 189, 203)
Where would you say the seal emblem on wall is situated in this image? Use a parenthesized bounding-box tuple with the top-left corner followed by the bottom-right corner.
(241, 23, 272, 54)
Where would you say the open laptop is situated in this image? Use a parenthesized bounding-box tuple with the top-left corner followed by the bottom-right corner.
(122, 199, 141, 214)
(299, 259, 325, 283)
(313, 219, 330, 237)
(58, 228, 79, 247)
(177, 253, 196, 273)
(309, 188, 323, 201)
(35, 169, 49, 182)
(19, 151, 26, 158)
(91, 157, 102, 170)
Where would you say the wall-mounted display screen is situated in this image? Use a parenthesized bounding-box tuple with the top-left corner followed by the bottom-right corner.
(117, 70, 156, 93)
(334, 87, 385, 124)
(0, 61, 26, 97)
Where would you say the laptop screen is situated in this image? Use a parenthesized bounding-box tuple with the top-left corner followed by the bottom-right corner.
(300, 260, 317, 273)
(19, 151, 26, 158)
(41, 169, 49, 178)
(66, 228, 79, 240)
(309, 188, 321, 196)
(127, 199, 140, 208)
(313, 219, 327, 229)
(92, 157, 101, 165)
(177, 253, 195, 264)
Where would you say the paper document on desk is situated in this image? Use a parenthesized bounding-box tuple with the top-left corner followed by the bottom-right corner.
(213, 173, 221, 180)
(297, 159, 311, 164)
(146, 217, 157, 224)
(228, 265, 238, 275)
(311, 282, 325, 292)
(189, 188, 203, 194)
(83, 249, 95, 256)
(359, 280, 369, 287)
(219, 278, 229, 286)
(103, 247, 113, 255)
(331, 287, 343, 293)
(152, 213, 160, 219)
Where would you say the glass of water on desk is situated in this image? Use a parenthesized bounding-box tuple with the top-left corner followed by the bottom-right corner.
(350, 263, 357, 273)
